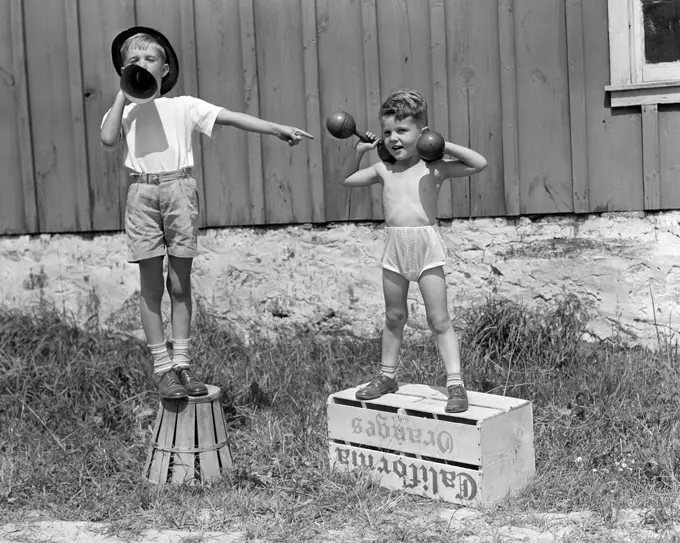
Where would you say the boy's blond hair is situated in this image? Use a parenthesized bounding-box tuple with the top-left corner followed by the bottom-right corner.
(379, 89, 428, 127)
(120, 33, 167, 63)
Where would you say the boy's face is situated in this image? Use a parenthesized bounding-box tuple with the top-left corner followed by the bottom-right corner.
(122, 45, 169, 95)
(380, 115, 426, 161)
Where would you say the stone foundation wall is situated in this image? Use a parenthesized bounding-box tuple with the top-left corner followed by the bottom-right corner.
(2, 211, 679, 347)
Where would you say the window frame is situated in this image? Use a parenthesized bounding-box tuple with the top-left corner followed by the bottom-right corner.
(606, 0, 680, 107)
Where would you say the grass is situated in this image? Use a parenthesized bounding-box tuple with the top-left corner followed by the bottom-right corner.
(1, 294, 679, 541)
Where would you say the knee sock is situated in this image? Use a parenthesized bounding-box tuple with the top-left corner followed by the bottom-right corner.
(149, 342, 173, 375)
(379, 362, 397, 379)
(172, 338, 191, 369)
(446, 372, 464, 388)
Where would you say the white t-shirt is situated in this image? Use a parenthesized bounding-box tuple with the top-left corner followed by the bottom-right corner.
(102, 96, 223, 173)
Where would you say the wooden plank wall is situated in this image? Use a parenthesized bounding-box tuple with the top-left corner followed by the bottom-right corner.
(1, 0, 37, 234)
(3, 0, 680, 235)
(581, 0, 644, 212)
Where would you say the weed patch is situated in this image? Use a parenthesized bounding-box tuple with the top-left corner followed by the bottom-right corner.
(1, 295, 679, 539)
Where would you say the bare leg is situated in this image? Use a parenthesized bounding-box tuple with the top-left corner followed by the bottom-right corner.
(380, 268, 410, 376)
(419, 266, 467, 412)
(355, 268, 409, 400)
(138, 256, 166, 346)
(166, 256, 193, 340)
(418, 267, 460, 376)
(166, 256, 207, 395)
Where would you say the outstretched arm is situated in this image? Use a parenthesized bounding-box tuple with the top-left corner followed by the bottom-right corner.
(436, 142, 487, 179)
(215, 108, 313, 146)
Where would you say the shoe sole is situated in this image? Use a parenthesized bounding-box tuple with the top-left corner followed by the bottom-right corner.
(445, 405, 469, 413)
(160, 392, 189, 400)
(181, 382, 209, 396)
(186, 390, 209, 396)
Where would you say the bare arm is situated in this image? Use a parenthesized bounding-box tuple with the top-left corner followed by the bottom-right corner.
(215, 108, 313, 146)
(436, 142, 488, 179)
(340, 138, 380, 187)
(100, 91, 127, 150)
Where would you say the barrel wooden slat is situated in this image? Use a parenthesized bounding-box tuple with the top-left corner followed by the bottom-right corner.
(143, 385, 231, 485)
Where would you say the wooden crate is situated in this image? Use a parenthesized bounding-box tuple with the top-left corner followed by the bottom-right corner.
(327, 383, 535, 505)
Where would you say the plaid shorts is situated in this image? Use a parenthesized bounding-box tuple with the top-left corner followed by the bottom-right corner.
(125, 169, 199, 263)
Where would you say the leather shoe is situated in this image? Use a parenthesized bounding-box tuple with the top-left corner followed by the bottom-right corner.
(445, 384, 469, 413)
(356, 374, 398, 400)
(153, 369, 188, 400)
(177, 367, 209, 396)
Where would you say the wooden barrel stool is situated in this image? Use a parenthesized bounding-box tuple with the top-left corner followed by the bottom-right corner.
(143, 384, 232, 484)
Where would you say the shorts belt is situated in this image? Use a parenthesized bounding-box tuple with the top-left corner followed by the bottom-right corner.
(129, 169, 192, 185)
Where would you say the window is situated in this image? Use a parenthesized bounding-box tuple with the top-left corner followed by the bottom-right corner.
(635, 0, 680, 80)
(607, 0, 680, 106)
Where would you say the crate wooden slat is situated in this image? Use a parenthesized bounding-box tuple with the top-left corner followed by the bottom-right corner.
(476, 404, 536, 502)
(329, 442, 481, 502)
(328, 402, 482, 465)
(333, 383, 442, 402)
(327, 383, 534, 505)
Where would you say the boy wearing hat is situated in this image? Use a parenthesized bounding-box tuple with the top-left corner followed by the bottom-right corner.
(101, 27, 313, 399)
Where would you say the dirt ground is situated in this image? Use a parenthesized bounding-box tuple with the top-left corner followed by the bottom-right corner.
(2, 507, 680, 542)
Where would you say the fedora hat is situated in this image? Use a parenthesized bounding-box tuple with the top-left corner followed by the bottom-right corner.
(111, 26, 179, 95)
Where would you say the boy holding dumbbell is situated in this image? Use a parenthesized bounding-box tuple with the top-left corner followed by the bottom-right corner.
(339, 89, 487, 412)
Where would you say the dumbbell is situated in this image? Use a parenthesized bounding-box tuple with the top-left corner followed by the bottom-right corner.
(326, 111, 395, 163)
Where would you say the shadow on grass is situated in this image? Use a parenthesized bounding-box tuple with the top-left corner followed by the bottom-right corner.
(1, 294, 679, 538)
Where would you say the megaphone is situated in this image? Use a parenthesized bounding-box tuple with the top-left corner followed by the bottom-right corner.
(120, 64, 158, 104)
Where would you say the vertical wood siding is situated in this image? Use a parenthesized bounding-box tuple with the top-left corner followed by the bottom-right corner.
(1, 0, 677, 235)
